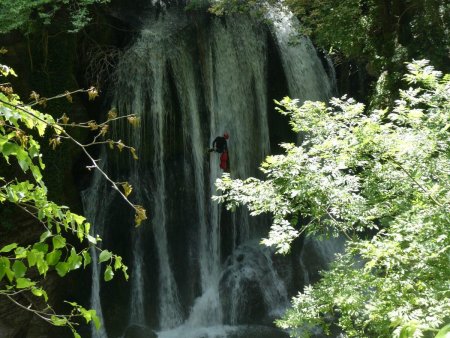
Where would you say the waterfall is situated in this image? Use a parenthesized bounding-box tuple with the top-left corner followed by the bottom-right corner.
(82, 162, 112, 338)
(265, 2, 333, 102)
(83, 5, 335, 338)
(299, 236, 346, 287)
(129, 233, 146, 325)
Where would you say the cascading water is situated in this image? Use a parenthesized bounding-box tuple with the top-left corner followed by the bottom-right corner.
(265, 3, 334, 102)
(83, 4, 335, 338)
(82, 172, 110, 338)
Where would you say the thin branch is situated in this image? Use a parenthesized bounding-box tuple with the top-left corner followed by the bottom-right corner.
(0, 288, 28, 297)
(0, 98, 57, 131)
(326, 210, 352, 240)
(5, 294, 53, 324)
(0, 97, 139, 213)
(15, 203, 52, 233)
(387, 155, 443, 207)
(295, 218, 312, 238)
(71, 135, 136, 210)
(27, 89, 88, 107)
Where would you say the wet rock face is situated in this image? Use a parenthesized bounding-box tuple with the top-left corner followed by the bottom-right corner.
(220, 269, 267, 325)
(123, 324, 158, 338)
(227, 325, 290, 338)
(218, 244, 289, 326)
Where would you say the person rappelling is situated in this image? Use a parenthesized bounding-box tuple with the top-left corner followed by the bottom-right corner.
(209, 132, 229, 171)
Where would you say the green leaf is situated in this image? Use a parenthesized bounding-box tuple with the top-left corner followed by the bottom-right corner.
(12, 260, 27, 278)
(0, 243, 17, 253)
(77, 224, 84, 242)
(435, 324, 450, 338)
(91, 310, 101, 330)
(30, 164, 43, 182)
(84, 222, 91, 236)
(27, 250, 38, 267)
(72, 213, 86, 225)
(16, 277, 35, 289)
(0, 65, 17, 77)
(78, 307, 101, 329)
(98, 250, 112, 264)
(55, 262, 69, 277)
(104, 265, 114, 282)
(52, 235, 66, 250)
(5, 267, 14, 282)
(0, 257, 11, 281)
(82, 251, 91, 268)
(79, 307, 100, 329)
(399, 324, 416, 338)
(14, 246, 27, 259)
(79, 307, 91, 322)
(39, 231, 50, 245)
(33, 242, 48, 254)
(31, 287, 48, 301)
(45, 250, 62, 266)
(67, 248, 82, 270)
(114, 256, 122, 270)
(36, 256, 49, 276)
(16, 151, 30, 172)
(122, 265, 129, 281)
(50, 315, 68, 326)
(87, 234, 97, 244)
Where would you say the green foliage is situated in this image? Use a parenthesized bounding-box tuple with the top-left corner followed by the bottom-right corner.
(0, 66, 130, 335)
(290, 0, 448, 72)
(215, 60, 450, 337)
(212, 0, 449, 72)
(209, 0, 268, 16)
(0, 0, 111, 34)
(283, 0, 385, 69)
(210, 0, 449, 107)
(185, 0, 210, 11)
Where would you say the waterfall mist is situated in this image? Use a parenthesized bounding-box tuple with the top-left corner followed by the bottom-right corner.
(83, 5, 335, 338)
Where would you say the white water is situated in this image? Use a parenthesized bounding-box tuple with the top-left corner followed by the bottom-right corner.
(115, 14, 187, 329)
(219, 242, 289, 324)
(265, 2, 334, 102)
(82, 163, 112, 338)
(129, 233, 146, 325)
(84, 5, 335, 338)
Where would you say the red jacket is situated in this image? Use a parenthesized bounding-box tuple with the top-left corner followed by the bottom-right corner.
(220, 151, 228, 171)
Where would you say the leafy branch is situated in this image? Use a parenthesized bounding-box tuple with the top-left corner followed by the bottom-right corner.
(215, 60, 450, 337)
(0, 87, 146, 225)
(0, 64, 141, 336)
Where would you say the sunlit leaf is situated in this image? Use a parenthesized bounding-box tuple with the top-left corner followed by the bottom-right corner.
(16, 277, 35, 289)
(52, 235, 66, 250)
(12, 260, 27, 278)
(121, 182, 133, 197)
(45, 250, 62, 266)
(55, 262, 69, 277)
(98, 250, 112, 264)
(51, 315, 68, 326)
(0, 243, 17, 253)
(134, 205, 147, 227)
(82, 251, 91, 268)
(104, 265, 114, 282)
